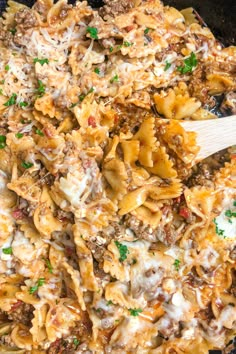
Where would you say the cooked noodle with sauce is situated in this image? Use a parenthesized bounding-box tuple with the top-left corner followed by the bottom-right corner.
(0, 0, 235, 352)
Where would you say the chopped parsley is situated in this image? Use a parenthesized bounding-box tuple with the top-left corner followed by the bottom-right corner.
(106, 300, 113, 306)
(94, 67, 100, 74)
(129, 308, 142, 316)
(29, 278, 45, 294)
(114, 241, 129, 262)
(73, 87, 94, 105)
(44, 258, 53, 274)
(36, 80, 45, 97)
(213, 218, 225, 237)
(225, 210, 236, 218)
(2, 247, 12, 255)
(33, 58, 49, 65)
(110, 74, 119, 84)
(123, 41, 133, 47)
(109, 46, 114, 53)
(0, 135, 6, 149)
(5, 65, 10, 71)
(79, 94, 85, 102)
(164, 61, 171, 71)
(0, 89, 3, 95)
(0, 80, 5, 84)
(73, 338, 80, 347)
(87, 87, 94, 94)
(144, 27, 150, 34)
(35, 128, 44, 136)
(9, 28, 17, 35)
(19, 101, 28, 107)
(177, 52, 198, 74)
(86, 26, 98, 39)
(234, 201, 236, 207)
(173, 259, 180, 271)
(3, 93, 17, 106)
(15, 133, 23, 139)
(21, 161, 33, 169)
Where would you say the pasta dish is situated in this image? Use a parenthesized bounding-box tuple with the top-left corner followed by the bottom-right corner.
(0, 0, 236, 352)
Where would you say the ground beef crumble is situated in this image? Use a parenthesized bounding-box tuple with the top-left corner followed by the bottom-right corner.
(5, 302, 34, 326)
(99, 0, 134, 19)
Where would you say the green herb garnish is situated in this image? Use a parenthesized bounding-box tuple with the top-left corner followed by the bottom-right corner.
(33, 58, 49, 65)
(225, 210, 236, 218)
(2, 247, 12, 255)
(29, 278, 45, 294)
(9, 28, 17, 35)
(15, 133, 23, 139)
(87, 87, 94, 94)
(73, 338, 80, 347)
(0, 135, 6, 149)
(3, 93, 17, 106)
(114, 240, 129, 262)
(36, 80, 45, 97)
(173, 259, 180, 271)
(177, 52, 198, 74)
(144, 28, 150, 34)
(109, 46, 113, 53)
(21, 161, 33, 169)
(0, 89, 3, 95)
(213, 218, 225, 237)
(234, 201, 236, 207)
(106, 300, 113, 306)
(5, 65, 10, 71)
(79, 94, 85, 102)
(0, 80, 5, 84)
(86, 26, 98, 39)
(19, 101, 28, 107)
(110, 74, 119, 84)
(44, 258, 53, 274)
(123, 41, 133, 47)
(94, 67, 100, 74)
(35, 128, 44, 136)
(164, 61, 171, 71)
(129, 308, 142, 316)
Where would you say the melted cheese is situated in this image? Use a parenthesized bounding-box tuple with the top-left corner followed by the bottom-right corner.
(214, 189, 236, 239)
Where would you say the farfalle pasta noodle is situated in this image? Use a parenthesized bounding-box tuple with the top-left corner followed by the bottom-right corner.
(0, 0, 235, 352)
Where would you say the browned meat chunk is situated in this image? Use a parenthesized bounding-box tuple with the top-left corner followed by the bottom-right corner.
(99, 0, 134, 19)
(14, 8, 37, 29)
(6, 301, 34, 326)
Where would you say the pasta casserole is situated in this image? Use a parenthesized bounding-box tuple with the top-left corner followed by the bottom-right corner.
(0, 0, 235, 352)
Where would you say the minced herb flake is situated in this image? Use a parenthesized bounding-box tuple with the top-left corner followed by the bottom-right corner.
(110, 74, 119, 83)
(164, 61, 171, 71)
(2, 247, 12, 255)
(29, 278, 45, 294)
(114, 241, 129, 262)
(21, 161, 33, 169)
(173, 259, 180, 271)
(86, 26, 98, 39)
(3, 93, 17, 106)
(177, 52, 198, 74)
(129, 308, 142, 316)
(33, 58, 49, 65)
(0, 135, 6, 149)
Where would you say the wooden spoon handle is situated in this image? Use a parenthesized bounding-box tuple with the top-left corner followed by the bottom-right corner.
(181, 115, 236, 161)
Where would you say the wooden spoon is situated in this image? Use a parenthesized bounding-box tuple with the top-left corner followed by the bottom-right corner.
(180, 115, 236, 162)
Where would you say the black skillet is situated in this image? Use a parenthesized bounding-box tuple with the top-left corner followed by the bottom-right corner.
(0, 0, 235, 353)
